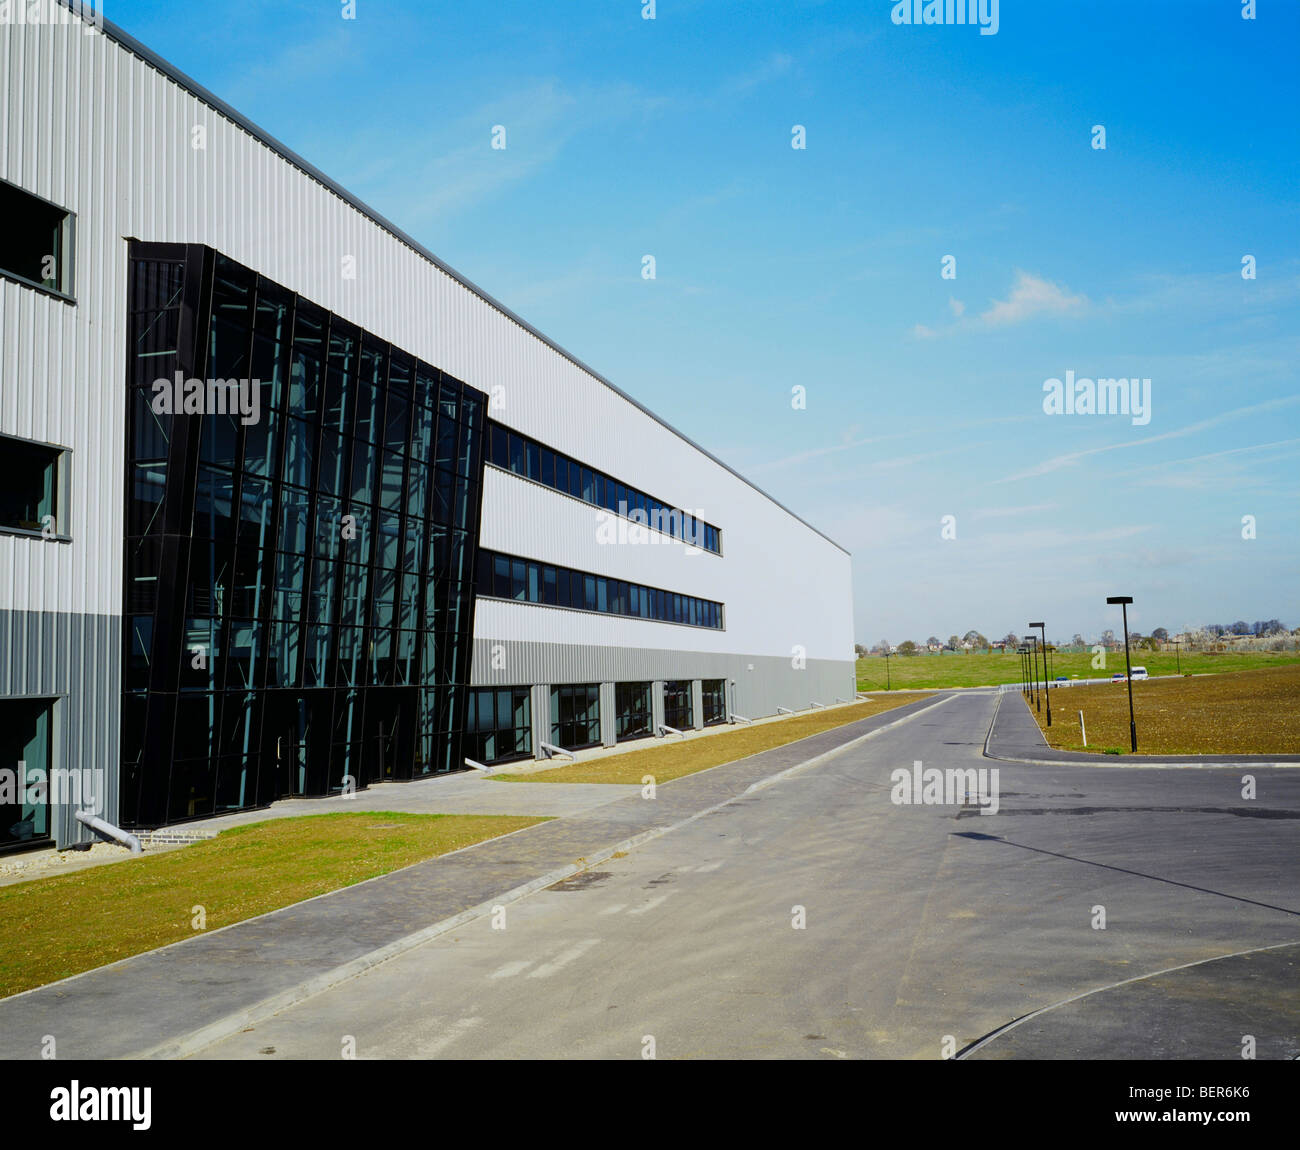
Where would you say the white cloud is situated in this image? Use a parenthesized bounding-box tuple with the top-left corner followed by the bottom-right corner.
(979, 270, 1087, 327)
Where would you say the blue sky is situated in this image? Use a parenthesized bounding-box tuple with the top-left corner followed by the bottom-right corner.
(105, 0, 1299, 645)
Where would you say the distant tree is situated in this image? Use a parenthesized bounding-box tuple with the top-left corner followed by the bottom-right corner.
(854, 644, 868, 659)
(1071, 633, 1086, 648)
(1230, 620, 1251, 635)
(926, 636, 941, 649)
(962, 629, 988, 650)
(898, 640, 919, 656)
(947, 634, 960, 651)
(1101, 629, 1115, 646)
(1003, 631, 1019, 650)
(1152, 627, 1169, 642)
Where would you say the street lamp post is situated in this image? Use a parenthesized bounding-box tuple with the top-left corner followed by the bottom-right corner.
(1107, 596, 1137, 752)
(1019, 646, 1028, 698)
(1024, 635, 1040, 712)
(1030, 621, 1051, 727)
(884, 650, 891, 691)
(1170, 638, 1182, 675)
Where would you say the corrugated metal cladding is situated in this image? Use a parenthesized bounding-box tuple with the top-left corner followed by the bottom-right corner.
(1, 11, 855, 841)
(470, 635, 852, 718)
(0, 610, 120, 844)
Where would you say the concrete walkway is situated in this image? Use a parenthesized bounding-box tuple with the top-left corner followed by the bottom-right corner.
(0, 692, 950, 1059)
(985, 689, 1300, 767)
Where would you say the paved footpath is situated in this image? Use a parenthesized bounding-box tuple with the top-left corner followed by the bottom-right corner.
(0, 693, 948, 1059)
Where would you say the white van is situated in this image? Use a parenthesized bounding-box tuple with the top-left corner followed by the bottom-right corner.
(1130, 666, 1149, 681)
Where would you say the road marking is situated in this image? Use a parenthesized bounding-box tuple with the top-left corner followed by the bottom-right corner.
(695, 860, 724, 872)
(414, 1015, 481, 1057)
(628, 894, 674, 916)
(527, 938, 602, 978)
(487, 960, 533, 980)
(599, 904, 627, 915)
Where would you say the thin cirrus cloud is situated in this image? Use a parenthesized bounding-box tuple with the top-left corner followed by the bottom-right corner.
(992, 396, 1300, 484)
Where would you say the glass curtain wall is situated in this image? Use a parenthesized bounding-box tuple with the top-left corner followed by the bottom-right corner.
(121, 243, 485, 826)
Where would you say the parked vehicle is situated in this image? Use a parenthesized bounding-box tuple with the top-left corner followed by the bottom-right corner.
(1130, 666, 1149, 680)
(1111, 672, 1126, 682)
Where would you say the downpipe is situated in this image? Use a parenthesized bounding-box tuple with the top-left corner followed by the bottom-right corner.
(74, 809, 143, 855)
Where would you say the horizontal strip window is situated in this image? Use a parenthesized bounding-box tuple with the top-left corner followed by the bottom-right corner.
(476, 549, 724, 630)
(485, 419, 721, 555)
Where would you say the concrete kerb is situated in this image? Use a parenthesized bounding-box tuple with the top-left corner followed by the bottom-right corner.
(982, 689, 1300, 770)
(135, 692, 958, 1059)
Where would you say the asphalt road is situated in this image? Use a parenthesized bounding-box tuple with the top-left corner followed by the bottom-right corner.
(194, 691, 1300, 1060)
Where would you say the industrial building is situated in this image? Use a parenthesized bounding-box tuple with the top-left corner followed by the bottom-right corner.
(0, 3, 855, 850)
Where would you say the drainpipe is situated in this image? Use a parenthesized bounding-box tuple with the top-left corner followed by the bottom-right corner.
(74, 810, 143, 855)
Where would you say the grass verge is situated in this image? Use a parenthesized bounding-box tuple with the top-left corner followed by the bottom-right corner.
(1028, 664, 1300, 755)
(490, 694, 933, 784)
(856, 649, 1300, 692)
(0, 811, 546, 1000)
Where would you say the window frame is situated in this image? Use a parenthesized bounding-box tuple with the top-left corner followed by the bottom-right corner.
(0, 433, 72, 542)
(0, 178, 76, 302)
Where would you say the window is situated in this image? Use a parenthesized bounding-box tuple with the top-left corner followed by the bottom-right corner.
(465, 687, 532, 763)
(474, 549, 724, 629)
(0, 435, 64, 537)
(702, 679, 727, 725)
(615, 682, 653, 741)
(664, 680, 694, 730)
(0, 699, 53, 851)
(0, 180, 74, 297)
(481, 420, 722, 554)
(550, 684, 601, 749)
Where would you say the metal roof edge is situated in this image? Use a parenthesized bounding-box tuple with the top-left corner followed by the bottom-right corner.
(60, 0, 851, 558)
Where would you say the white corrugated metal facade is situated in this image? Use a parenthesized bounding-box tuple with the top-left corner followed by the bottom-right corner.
(0, 6, 854, 844)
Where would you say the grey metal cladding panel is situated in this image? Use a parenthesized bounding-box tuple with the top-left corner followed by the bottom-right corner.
(470, 636, 855, 717)
(0, 610, 120, 847)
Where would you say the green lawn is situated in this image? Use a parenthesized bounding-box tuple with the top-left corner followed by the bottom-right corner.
(491, 693, 932, 784)
(1029, 664, 1300, 755)
(856, 649, 1300, 691)
(0, 811, 546, 1000)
